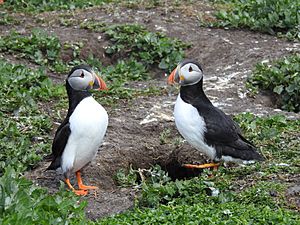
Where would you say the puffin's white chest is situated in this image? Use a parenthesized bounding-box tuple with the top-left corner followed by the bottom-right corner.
(61, 96, 108, 173)
(174, 94, 216, 160)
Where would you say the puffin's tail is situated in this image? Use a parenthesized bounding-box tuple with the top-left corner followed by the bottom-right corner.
(248, 149, 265, 161)
(239, 135, 265, 161)
(219, 135, 265, 162)
(44, 156, 61, 171)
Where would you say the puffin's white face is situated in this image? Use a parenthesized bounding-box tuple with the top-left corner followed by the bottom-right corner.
(178, 63, 202, 86)
(68, 69, 94, 91)
(67, 68, 107, 91)
(168, 61, 203, 86)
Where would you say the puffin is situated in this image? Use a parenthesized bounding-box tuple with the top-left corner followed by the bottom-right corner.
(168, 59, 264, 169)
(47, 65, 108, 195)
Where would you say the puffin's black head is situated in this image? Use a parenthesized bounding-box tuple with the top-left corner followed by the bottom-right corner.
(67, 64, 107, 91)
(168, 59, 203, 86)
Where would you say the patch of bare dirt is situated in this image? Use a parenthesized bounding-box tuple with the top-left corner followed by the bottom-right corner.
(5, 3, 299, 220)
(286, 183, 300, 211)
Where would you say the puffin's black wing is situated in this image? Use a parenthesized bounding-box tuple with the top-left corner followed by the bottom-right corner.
(194, 104, 263, 161)
(46, 119, 71, 170)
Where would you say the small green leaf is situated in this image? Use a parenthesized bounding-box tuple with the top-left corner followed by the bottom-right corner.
(273, 85, 284, 94)
(158, 60, 168, 69)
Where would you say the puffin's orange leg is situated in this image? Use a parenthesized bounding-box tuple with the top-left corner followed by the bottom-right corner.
(76, 171, 98, 190)
(183, 163, 220, 171)
(65, 178, 88, 196)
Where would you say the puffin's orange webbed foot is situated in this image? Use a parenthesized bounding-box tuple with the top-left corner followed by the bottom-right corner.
(183, 163, 220, 171)
(73, 189, 88, 195)
(76, 171, 99, 190)
(78, 184, 98, 190)
(65, 178, 88, 196)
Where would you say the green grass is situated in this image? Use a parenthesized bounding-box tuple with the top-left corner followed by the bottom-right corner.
(1, 0, 175, 13)
(247, 53, 300, 112)
(79, 22, 190, 72)
(91, 58, 162, 105)
(0, 12, 21, 25)
(103, 24, 190, 72)
(211, 0, 300, 40)
(0, 27, 161, 104)
(0, 60, 64, 174)
(0, 29, 90, 74)
(0, 29, 65, 70)
(234, 113, 299, 168)
(0, 21, 188, 101)
(101, 167, 300, 224)
(0, 167, 88, 224)
(2, 0, 110, 13)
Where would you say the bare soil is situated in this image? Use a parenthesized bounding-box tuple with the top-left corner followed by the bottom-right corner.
(3, 3, 299, 220)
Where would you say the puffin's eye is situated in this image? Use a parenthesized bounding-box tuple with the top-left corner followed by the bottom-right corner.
(80, 72, 84, 78)
(189, 66, 193, 72)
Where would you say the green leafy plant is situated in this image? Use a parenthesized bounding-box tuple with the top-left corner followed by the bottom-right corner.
(80, 21, 190, 71)
(0, 60, 64, 114)
(159, 128, 171, 144)
(115, 166, 138, 187)
(235, 181, 286, 208)
(112, 0, 162, 9)
(103, 24, 190, 72)
(2, 0, 110, 13)
(0, 167, 87, 224)
(0, 115, 52, 174)
(0, 60, 64, 174)
(139, 172, 207, 208)
(80, 20, 106, 32)
(211, 0, 300, 40)
(0, 29, 89, 74)
(100, 171, 300, 224)
(234, 113, 299, 165)
(0, 12, 20, 25)
(0, 29, 61, 66)
(103, 58, 150, 82)
(247, 54, 300, 112)
(95, 59, 160, 104)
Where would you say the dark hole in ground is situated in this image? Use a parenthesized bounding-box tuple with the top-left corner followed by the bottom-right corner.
(161, 149, 203, 181)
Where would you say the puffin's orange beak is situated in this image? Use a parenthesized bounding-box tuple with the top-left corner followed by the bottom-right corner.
(93, 74, 108, 90)
(98, 76, 108, 90)
(167, 68, 177, 85)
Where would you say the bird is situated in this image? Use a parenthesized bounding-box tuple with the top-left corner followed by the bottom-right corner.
(47, 65, 109, 195)
(167, 59, 264, 170)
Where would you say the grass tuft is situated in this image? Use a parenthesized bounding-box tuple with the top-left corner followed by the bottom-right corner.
(247, 54, 300, 113)
(2, 0, 109, 13)
(0, 60, 63, 174)
(103, 24, 190, 72)
(0, 167, 88, 224)
(211, 0, 300, 40)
